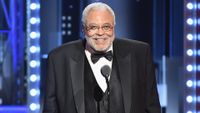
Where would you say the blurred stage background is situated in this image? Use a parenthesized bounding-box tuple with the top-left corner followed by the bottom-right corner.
(0, 0, 196, 113)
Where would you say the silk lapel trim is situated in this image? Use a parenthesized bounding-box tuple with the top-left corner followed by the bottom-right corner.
(68, 40, 85, 113)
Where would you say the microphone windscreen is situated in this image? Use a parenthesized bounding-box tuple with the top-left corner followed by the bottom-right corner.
(101, 65, 111, 78)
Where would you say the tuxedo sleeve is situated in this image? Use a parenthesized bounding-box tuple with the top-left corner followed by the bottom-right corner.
(43, 53, 58, 113)
(145, 45, 161, 113)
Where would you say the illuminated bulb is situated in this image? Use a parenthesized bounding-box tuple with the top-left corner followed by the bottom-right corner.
(30, 74, 37, 82)
(186, 95, 193, 103)
(30, 3, 40, 10)
(187, 18, 194, 25)
(187, 65, 193, 72)
(197, 96, 200, 102)
(187, 49, 193, 56)
(62, 31, 66, 35)
(187, 3, 193, 10)
(187, 111, 192, 113)
(197, 80, 200, 86)
(198, 50, 200, 56)
(198, 3, 200, 9)
(67, 31, 72, 35)
(198, 34, 200, 40)
(30, 3, 37, 10)
(62, 23, 66, 28)
(30, 60, 37, 68)
(67, 16, 72, 21)
(62, 16, 66, 20)
(67, 23, 72, 28)
(187, 34, 193, 41)
(186, 80, 193, 87)
(30, 17, 38, 24)
(30, 46, 37, 53)
(30, 32, 37, 39)
(30, 89, 37, 96)
(30, 103, 37, 111)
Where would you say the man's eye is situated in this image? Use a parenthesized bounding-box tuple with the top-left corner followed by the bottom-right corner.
(103, 26, 111, 30)
(90, 26, 98, 30)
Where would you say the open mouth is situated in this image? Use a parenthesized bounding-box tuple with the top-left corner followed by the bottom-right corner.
(94, 38, 108, 44)
(94, 37, 106, 40)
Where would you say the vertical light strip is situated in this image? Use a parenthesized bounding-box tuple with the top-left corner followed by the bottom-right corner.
(184, 0, 197, 113)
(27, 0, 41, 113)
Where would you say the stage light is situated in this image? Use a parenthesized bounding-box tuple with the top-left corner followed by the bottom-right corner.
(62, 31, 66, 35)
(198, 3, 200, 9)
(29, 103, 39, 111)
(30, 89, 38, 96)
(187, 80, 193, 87)
(69, 5, 73, 9)
(187, 49, 194, 56)
(197, 65, 200, 71)
(30, 74, 37, 82)
(187, 111, 193, 113)
(27, 0, 41, 112)
(198, 34, 200, 40)
(187, 64, 193, 72)
(187, 34, 194, 41)
(187, 18, 194, 25)
(67, 23, 72, 28)
(184, 1, 197, 113)
(187, 3, 194, 10)
(67, 16, 72, 21)
(197, 96, 200, 102)
(187, 95, 193, 103)
(30, 32, 39, 39)
(62, 16, 66, 20)
(29, 46, 39, 53)
(42, 54, 48, 59)
(62, 23, 66, 28)
(67, 30, 72, 35)
(30, 3, 38, 10)
(30, 17, 39, 24)
(29, 60, 38, 68)
(29, 103, 36, 111)
(197, 80, 200, 87)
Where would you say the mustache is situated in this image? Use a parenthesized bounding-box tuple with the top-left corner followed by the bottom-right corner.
(88, 35, 111, 39)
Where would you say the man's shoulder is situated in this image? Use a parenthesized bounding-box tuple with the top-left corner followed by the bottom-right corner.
(115, 38, 151, 58)
(115, 38, 150, 49)
(48, 39, 84, 57)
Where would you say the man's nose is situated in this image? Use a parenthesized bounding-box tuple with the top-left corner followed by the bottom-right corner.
(96, 27, 104, 35)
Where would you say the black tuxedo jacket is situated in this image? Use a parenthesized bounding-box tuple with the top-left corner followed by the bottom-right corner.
(43, 38, 161, 113)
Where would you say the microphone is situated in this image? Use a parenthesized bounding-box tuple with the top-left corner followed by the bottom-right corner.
(100, 65, 111, 113)
(101, 65, 111, 80)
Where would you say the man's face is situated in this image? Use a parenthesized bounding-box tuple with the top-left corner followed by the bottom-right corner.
(84, 9, 115, 52)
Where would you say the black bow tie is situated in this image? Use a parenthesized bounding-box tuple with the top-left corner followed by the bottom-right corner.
(91, 51, 113, 64)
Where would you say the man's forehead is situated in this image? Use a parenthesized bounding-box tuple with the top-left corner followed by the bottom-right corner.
(87, 8, 113, 17)
(87, 23, 112, 26)
(85, 10, 114, 23)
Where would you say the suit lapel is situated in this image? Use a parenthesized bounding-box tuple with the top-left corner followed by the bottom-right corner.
(69, 40, 85, 113)
(114, 39, 135, 113)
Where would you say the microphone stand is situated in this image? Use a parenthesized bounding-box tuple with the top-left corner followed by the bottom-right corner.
(105, 77, 110, 113)
(101, 65, 111, 113)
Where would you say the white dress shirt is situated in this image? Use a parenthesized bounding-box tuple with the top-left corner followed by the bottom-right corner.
(85, 45, 113, 92)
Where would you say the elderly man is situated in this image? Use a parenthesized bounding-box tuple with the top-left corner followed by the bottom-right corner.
(43, 2, 161, 113)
